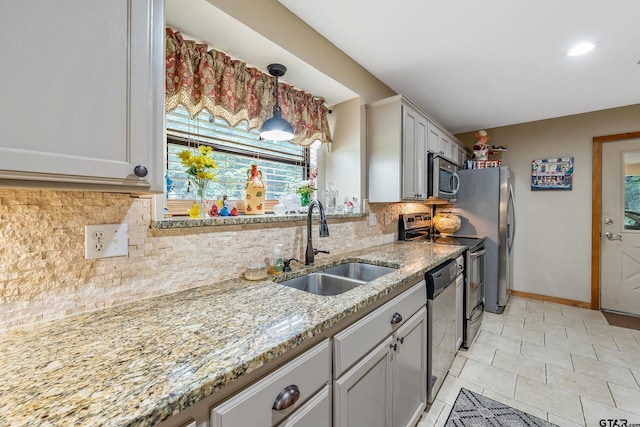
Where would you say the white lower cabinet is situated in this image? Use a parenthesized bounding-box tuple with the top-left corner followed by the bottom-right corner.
(333, 281, 427, 427)
(210, 339, 330, 427)
(158, 281, 428, 427)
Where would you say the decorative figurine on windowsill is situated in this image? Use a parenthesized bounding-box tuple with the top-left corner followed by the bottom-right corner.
(473, 130, 492, 161)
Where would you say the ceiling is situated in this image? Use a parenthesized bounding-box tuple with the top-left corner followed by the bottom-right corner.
(168, 0, 640, 134)
(165, 0, 357, 108)
(278, 0, 640, 133)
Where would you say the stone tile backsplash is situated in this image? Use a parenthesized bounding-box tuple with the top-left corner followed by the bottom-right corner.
(0, 188, 425, 331)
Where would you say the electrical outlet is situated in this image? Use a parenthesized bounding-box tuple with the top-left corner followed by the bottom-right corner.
(368, 212, 377, 226)
(85, 224, 129, 260)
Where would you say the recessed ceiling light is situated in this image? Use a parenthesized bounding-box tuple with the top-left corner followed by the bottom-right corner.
(567, 42, 598, 56)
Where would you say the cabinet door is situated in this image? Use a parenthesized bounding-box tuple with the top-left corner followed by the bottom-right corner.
(456, 274, 464, 350)
(334, 336, 393, 427)
(427, 123, 441, 153)
(402, 105, 428, 200)
(279, 385, 331, 427)
(0, 0, 163, 192)
(415, 115, 429, 199)
(457, 145, 468, 167)
(440, 134, 453, 160)
(402, 105, 419, 199)
(393, 307, 427, 427)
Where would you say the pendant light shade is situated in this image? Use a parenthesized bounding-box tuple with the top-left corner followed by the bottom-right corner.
(260, 64, 295, 141)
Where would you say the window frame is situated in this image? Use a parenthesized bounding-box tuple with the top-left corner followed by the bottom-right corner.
(165, 108, 314, 213)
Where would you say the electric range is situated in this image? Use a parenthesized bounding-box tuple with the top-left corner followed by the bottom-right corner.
(399, 212, 486, 351)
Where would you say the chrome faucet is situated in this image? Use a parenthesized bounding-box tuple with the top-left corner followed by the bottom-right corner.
(305, 199, 330, 265)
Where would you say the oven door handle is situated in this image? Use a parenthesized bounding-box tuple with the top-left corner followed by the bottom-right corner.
(470, 248, 486, 258)
(469, 301, 485, 322)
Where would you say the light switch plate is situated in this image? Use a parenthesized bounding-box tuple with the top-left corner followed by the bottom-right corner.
(368, 212, 377, 226)
(85, 224, 129, 260)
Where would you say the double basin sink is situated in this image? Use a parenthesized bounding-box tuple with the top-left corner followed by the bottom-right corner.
(278, 262, 396, 296)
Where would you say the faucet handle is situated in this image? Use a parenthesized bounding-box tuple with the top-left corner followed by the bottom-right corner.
(283, 258, 299, 272)
(313, 249, 330, 255)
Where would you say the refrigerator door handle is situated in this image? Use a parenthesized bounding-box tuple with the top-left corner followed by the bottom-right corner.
(507, 184, 516, 252)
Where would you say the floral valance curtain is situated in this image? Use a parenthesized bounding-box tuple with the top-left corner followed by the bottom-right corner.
(165, 28, 332, 146)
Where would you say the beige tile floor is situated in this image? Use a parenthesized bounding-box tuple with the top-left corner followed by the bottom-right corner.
(418, 296, 640, 427)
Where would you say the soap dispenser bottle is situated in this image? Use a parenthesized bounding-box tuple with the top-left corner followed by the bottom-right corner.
(270, 244, 284, 275)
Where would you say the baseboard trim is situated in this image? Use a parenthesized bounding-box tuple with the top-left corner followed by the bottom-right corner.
(509, 290, 592, 309)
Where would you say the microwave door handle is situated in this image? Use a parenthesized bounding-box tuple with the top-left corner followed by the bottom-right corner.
(451, 171, 460, 194)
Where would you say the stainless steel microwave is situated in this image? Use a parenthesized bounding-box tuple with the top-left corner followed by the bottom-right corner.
(428, 154, 460, 201)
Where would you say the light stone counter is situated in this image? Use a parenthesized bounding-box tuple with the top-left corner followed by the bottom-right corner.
(0, 241, 464, 427)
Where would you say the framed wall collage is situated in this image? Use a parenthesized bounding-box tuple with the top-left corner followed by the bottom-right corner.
(531, 157, 574, 190)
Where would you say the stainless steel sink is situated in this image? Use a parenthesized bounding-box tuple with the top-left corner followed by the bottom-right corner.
(278, 262, 397, 296)
(320, 263, 396, 282)
(279, 273, 365, 296)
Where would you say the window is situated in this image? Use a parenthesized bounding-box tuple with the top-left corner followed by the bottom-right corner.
(167, 106, 316, 203)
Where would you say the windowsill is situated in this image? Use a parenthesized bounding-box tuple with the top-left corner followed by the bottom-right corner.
(151, 212, 366, 229)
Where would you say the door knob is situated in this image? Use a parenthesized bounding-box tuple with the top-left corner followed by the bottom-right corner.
(604, 232, 622, 241)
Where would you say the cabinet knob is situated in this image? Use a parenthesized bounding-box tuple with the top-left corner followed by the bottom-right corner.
(390, 312, 403, 324)
(133, 165, 148, 177)
(272, 385, 300, 410)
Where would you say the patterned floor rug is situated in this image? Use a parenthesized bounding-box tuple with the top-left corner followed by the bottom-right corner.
(445, 388, 558, 426)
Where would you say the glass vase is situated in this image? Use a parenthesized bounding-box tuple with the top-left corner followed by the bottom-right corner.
(190, 179, 209, 218)
(300, 192, 310, 207)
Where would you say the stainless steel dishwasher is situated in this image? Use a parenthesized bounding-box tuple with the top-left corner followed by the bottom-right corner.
(426, 258, 458, 404)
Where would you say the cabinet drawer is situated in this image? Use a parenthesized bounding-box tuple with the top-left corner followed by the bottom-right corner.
(279, 384, 331, 427)
(210, 339, 330, 427)
(333, 281, 426, 378)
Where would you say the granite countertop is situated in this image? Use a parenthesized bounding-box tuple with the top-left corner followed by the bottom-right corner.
(0, 241, 465, 427)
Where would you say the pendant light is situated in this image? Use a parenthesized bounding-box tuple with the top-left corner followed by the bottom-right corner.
(260, 63, 295, 141)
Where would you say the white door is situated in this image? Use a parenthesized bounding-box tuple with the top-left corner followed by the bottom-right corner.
(601, 138, 640, 315)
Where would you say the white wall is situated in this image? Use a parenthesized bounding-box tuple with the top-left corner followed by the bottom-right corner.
(458, 104, 640, 303)
(318, 98, 363, 209)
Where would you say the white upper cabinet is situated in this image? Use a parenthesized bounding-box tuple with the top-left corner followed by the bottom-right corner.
(0, 0, 164, 193)
(428, 122, 467, 166)
(368, 95, 466, 202)
(367, 96, 429, 202)
(401, 105, 429, 200)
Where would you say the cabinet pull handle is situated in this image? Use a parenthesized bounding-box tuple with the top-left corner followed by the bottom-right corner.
(133, 165, 148, 177)
(390, 343, 398, 351)
(390, 312, 403, 324)
(397, 336, 405, 344)
(272, 385, 300, 410)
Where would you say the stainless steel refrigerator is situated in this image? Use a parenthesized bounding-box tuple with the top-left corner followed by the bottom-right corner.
(456, 167, 515, 314)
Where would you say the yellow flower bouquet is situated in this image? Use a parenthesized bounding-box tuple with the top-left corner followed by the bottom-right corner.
(178, 146, 217, 218)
